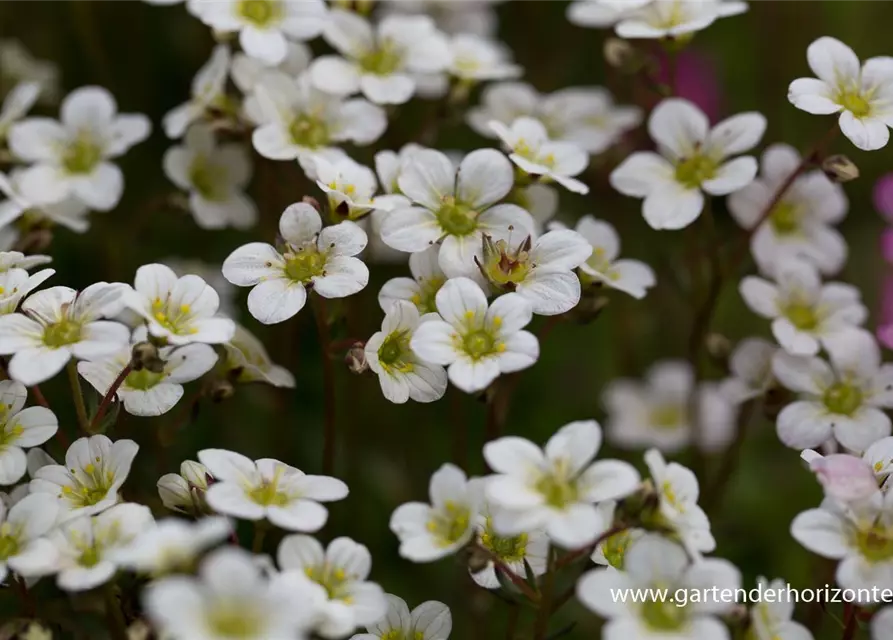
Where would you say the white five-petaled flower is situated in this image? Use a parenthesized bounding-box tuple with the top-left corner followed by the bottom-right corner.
(163, 124, 257, 230)
(222, 202, 369, 325)
(560, 215, 655, 299)
(157, 459, 212, 516)
(380, 148, 535, 282)
(567, 0, 747, 38)
(468, 82, 642, 156)
(198, 448, 348, 532)
(9, 86, 151, 211)
(365, 301, 448, 405)
(603, 360, 737, 453)
(788, 36, 893, 151)
(0, 492, 59, 583)
(718, 337, 777, 404)
(484, 420, 641, 549)
(446, 33, 522, 83)
(728, 143, 848, 277)
(190, 0, 327, 65)
(310, 10, 452, 105)
(314, 155, 387, 222)
(223, 323, 296, 388)
(125, 263, 236, 346)
(475, 228, 593, 315)
(0, 283, 129, 385)
(378, 245, 446, 315)
(773, 329, 893, 453)
(471, 496, 549, 589)
(748, 576, 814, 640)
(249, 71, 386, 164)
(0, 169, 90, 235)
(112, 516, 231, 575)
(78, 329, 219, 417)
(390, 463, 481, 562)
(144, 546, 318, 640)
(410, 278, 539, 394)
(489, 117, 590, 194)
(0, 81, 40, 141)
(610, 98, 766, 230)
(740, 258, 867, 356)
(0, 250, 52, 273)
(0, 381, 57, 485)
(0, 262, 54, 316)
(30, 434, 139, 521)
(577, 534, 741, 640)
(38, 502, 154, 591)
(277, 535, 388, 638)
(163, 44, 232, 139)
(350, 595, 452, 640)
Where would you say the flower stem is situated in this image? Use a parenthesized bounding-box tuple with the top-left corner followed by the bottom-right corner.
(703, 397, 763, 513)
(103, 583, 128, 640)
(90, 363, 132, 433)
(67, 360, 90, 434)
(505, 604, 519, 640)
(252, 521, 268, 554)
(532, 549, 556, 640)
(841, 604, 858, 640)
(312, 295, 337, 477)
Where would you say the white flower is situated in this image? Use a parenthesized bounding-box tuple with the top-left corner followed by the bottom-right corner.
(484, 420, 640, 549)
(380, 149, 534, 281)
(78, 333, 218, 417)
(144, 546, 317, 640)
(112, 516, 231, 575)
(9, 86, 151, 210)
(0, 263, 54, 316)
(250, 71, 386, 163)
(198, 448, 348, 532)
(0, 250, 52, 273)
(157, 459, 211, 515)
(378, 245, 446, 315)
(577, 534, 741, 640)
(791, 492, 893, 598)
(163, 124, 257, 230)
(610, 98, 765, 230)
(277, 535, 388, 638)
(380, 0, 500, 38)
(222, 202, 369, 324)
(410, 278, 538, 394)
(0, 82, 39, 141)
(0, 169, 91, 234)
(773, 329, 893, 453)
(125, 263, 236, 346)
(165, 257, 237, 318)
(476, 229, 592, 315)
(0, 493, 59, 583)
(30, 434, 139, 521)
(568, 0, 747, 37)
(644, 449, 716, 555)
(314, 155, 384, 221)
(590, 504, 646, 569)
(512, 183, 559, 233)
(310, 10, 451, 105)
(604, 361, 737, 453)
(740, 258, 867, 356)
(469, 82, 642, 156)
(801, 448, 883, 505)
(41, 502, 154, 591)
(447, 34, 522, 82)
(223, 323, 296, 388)
(874, 608, 893, 640)
(365, 301, 447, 404)
(0, 381, 57, 485)
(748, 576, 813, 640)
(351, 595, 452, 640)
(390, 463, 481, 562)
(0, 40, 59, 104)
(566, 215, 655, 299)
(191, 0, 327, 65)
(0, 283, 129, 385)
(471, 496, 549, 589)
(728, 144, 848, 276)
(232, 41, 311, 94)
(718, 337, 777, 404)
(489, 117, 590, 194)
(788, 36, 893, 151)
(163, 45, 231, 139)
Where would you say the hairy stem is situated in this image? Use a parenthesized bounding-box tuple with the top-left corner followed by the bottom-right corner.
(67, 360, 90, 434)
(90, 363, 132, 433)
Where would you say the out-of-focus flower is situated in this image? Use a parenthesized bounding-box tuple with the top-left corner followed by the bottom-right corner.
(657, 49, 722, 121)
(163, 45, 232, 139)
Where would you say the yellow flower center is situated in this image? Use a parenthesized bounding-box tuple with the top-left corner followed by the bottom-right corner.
(43, 319, 82, 348)
(823, 382, 863, 416)
(426, 500, 470, 547)
(62, 134, 103, 175)
(189, 157, 226, 202)
(284, 245, 327, 283)
(289, 114, 330, 149)
(769, 201, 801, 235)
(62, 461, 116, 508)
(784, 302, 818, 331)
(359, 41, 403, 76)
(410, 277, 445, 315)
(480, 521, 528, 563)
(236, 0, 281, 27)
(674, 154, 717, 189)
(838, 90, 871, 118)
(378, 330, 414, 374)
(855, 524, 893, 562)
(436, 197, 477, 237)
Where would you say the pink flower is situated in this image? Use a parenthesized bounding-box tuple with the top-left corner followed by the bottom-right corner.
(874, 173, 893, 222)
(658, 49, 722, 121)
(806, 452, 879, 503)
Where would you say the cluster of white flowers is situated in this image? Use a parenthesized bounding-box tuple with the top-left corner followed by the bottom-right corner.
(2, 0, 893, 637)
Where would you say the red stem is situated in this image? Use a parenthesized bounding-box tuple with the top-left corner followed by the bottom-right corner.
(90, 364, 132, 433)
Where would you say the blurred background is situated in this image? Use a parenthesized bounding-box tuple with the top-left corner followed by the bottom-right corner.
(2, 1, 893, 637)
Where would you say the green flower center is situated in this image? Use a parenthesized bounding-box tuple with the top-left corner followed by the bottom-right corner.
(359, 42, 403, 75)
(284, 246, 327, 283)
(838, 90, 871, 118)
(79, 545, 101, 568)
(43, 320, 83, 348)
(480, 236, 532, 290)
(436, 197, 478, 237)
(126, 368, 165, 391)
(378, 330, 414, 374)
(304, 564, 352, 600)
(674, 154, 717, 189)
(463, 330, 495, 360)
(769, 201, 801, 235)
(248, 480, 290, 507)
(641, 596, 686, 631)
(151, 298, 196, 335)
(480, 524, 527, 563)
(535, 472, 579, 509)
(411, 277, 444, 315)
(823, 382, 863, 416)
(383, 632, 425, 640)
(236, 0, 281, 27)
(208, 605, 263, 639)
(62, 135, 103, 175)
(784, 302, 818, 330)
(62, 461, 116, 508)
(426, 500, 470, 547)
(855, 525, 893, 562)
(602, 530, 633, 570)
(650, 404, 686, 430)
(189, 158, 226, 202)
(0, 533, 19, 561)
(289, 114, 330, 149)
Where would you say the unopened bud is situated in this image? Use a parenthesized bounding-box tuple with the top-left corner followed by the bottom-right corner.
(466, 545, 491, 574)
(705, 333, 732, 362)
(131, 341, 165, 373)
(208, 379, 235, 403)
(604, 38, 647, 74)
(822, 154, 859, 183)
(345, 342, 368, 374)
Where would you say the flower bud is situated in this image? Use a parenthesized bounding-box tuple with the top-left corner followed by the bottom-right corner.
(822, 154, 860, 183)
(705, 332, 732, 363)
(465, 545, 491, 574)
(208, 378, 235, 403)
(604, 38, 646, 73)
(808, 453, 879, 503)
(131, 341, 165, 373)
(345, 342, 368, 374)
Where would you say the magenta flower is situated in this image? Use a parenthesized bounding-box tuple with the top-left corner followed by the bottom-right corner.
(658, 49, 722, 121)
(875, 173, 893, 222)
